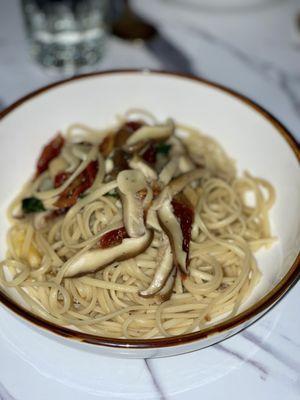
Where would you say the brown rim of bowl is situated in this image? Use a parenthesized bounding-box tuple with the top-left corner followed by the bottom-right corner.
(0, 69, 299, 349)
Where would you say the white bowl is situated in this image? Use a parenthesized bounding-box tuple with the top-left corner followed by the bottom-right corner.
(0, 70, 299, 358)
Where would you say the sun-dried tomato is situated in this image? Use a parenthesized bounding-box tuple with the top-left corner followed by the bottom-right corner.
(99, 227, 128, 248)
(54, 171, 71, 188)
(36, 134, 64, 175)
(54, 161, 98, 208)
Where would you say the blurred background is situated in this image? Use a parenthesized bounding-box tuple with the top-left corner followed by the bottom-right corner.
(0, 0, 300, 140)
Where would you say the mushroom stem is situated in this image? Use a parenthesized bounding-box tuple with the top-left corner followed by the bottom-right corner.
(155, 268, 176, 302)
(146, 208, 161, 231)
(139, 235, 173, 298)
(129, 156, 157, 182)
(159, 159, 178, 185)
(157, 200, 188, 275)
(168, 168, 204, 196)
(117, 170, 147, 238)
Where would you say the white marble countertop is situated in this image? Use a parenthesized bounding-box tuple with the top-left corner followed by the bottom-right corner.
(0, 0, 299, 399)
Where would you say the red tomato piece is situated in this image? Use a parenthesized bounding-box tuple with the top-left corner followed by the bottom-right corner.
(54, 160, 98, 208)
(54, 171, 71, 188)
(36, 134, 64, 175)
(99, 227, 128, 248)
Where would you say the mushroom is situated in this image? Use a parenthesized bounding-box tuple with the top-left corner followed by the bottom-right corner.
(117, 170, 147, 238)
(125, 119, 175, 150)
(157, 199, 188, 275)
(129, 155, 157, 182)
(155, 267, 176, 302)
(123, 141, 148, 154)
(168, 137, 196, 173)
(168, 168, 204, 196)
(159, 159, 178, 185)
(64, 229, 153, 278)
(139, 235, 173, 298)
(169, 136, 186, 156)
(146, 208, 161, 231)
(152, 168, 204, 211)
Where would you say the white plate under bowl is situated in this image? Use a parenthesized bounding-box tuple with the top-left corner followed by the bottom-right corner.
(0, 70, 299, 358)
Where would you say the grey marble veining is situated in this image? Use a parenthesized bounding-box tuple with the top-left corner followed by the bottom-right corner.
(215, 343, 269, 380)
(242, 330, 300, 374)
(0, 382, 17, 400)
(145, 359, 166, 400)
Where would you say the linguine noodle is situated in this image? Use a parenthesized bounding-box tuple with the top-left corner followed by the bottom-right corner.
(0, 111, 275, 339)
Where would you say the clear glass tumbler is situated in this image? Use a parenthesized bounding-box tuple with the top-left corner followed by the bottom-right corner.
(21, 0, 108, 71)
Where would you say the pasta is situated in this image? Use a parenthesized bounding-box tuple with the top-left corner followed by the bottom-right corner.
(0, 111, 276, 339)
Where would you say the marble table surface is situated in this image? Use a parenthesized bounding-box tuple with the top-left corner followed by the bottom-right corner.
(0, 0, 299, 399)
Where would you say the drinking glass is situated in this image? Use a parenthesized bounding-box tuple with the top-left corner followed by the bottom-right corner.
(22, 0, 108, 70)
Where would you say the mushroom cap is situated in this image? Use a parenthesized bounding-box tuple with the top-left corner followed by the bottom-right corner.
(139, 234, 174, 298)
(64, 229, 153, 278)
(129, 155, 158, 182)
(117, 170, 146, 194)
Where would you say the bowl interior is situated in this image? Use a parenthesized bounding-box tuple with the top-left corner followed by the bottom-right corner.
(0, 71, 299, 319)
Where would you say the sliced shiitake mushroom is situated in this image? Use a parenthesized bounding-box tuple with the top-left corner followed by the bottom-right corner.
(157, 199, 188, 275)
(117, 170, 147, 238)
(168, 168, 204, 196)
(129, 155, 157, 182)
(152, 168, 204, 211)
(139, 235, 173, 298)
(168, 137, 196, 173)
(159, 159, 178, 185)
(169, 136, 186, 157)
(146, 208, 161, 231)
(155, 268, 176, 302)
(64, 229, 153, 278)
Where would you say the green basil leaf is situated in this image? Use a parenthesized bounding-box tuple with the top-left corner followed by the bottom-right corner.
(156, 143, 172, 155)
(22, 197, 46, 213)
